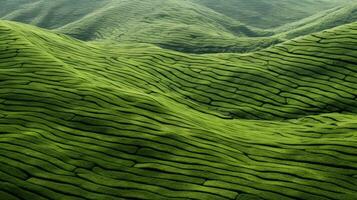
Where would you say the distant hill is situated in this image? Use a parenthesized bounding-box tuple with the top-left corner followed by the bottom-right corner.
(5, 0, 350, 30)
(0, 0, 280, 53)
(55, 0, 277, 53)
(0, 0, 356, 53)
(274, 3, 357, 39)
(0, 0, 108, 29)
(192, 0, 354, 28)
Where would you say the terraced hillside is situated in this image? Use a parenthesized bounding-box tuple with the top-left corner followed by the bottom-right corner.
(3, 0, 352, 29)
(0, 0, 279, 53)
(274, 2, 357, 39)
(192, 0, 354, 28)
(0, 20, 357, 200)
(3, 0, 357, 54)
(56, 0, 278, 53)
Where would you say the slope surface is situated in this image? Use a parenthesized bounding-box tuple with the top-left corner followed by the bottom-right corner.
(0, 20, 357, 200)
(193, 0, 354, 28)
(274, 3, 357, 39)
(0, 0, 278, 53)
(57, 0, 277, 53)
(0, 0, 108, 29)
(3, 0, 352, 29)
(2, 0, 357, 54)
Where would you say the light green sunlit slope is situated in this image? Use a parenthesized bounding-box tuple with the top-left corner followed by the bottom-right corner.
(274, 2, 357, 39)
(0, 20, 357, 200)
(56, 0, 278, 53)
(3, 0, 357, 54)
(0, 0, 279, 53)
(3, 0, 352, 29)
(193, 0, 354, 28)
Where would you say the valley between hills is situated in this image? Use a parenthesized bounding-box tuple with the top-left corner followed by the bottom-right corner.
(0, 0, 357, 200)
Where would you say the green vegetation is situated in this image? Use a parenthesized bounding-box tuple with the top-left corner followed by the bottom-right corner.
(0, 0, 357, 199)
(275, 2, 357, 39)
(0, 18, 357, 200)
(55, 0, 277, 53)
(0, 0, 277, 53)
(192, 0, 353, 28)
(2, 0, 356, 53)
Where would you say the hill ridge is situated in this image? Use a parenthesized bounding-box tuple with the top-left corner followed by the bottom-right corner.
(2, 0, 356, 53)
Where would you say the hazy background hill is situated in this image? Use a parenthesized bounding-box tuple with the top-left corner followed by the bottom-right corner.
(192, 0, 353, 28)
(274, 3, 357, 39)
(0, 0, 356, 53)
(2, 0, 353, 29)
(0, 0, 276, 53)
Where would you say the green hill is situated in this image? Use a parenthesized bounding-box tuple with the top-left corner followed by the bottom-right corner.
(5, 0, 348, 30)
(0, 20, 357, 200)
(275, 3, 357, 39)
(4, 0, 357, 54)
(0, 0, 108, 29)
(56, 0, 277, 53)
(193, 0, 354, 28)
(0, 0, 280, 53)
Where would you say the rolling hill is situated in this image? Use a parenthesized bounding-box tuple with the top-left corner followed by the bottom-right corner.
(2, 0, 357, 54)
(0, 0, 279, 53)
(275, 2, 357, 39)
(193, 0, 354, 28)
(2, 0, 353, 29)
(55, 0, 277, 53)
(0, 19, 356, 200)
